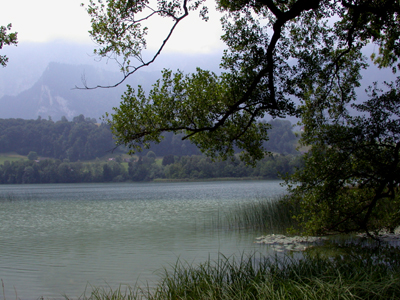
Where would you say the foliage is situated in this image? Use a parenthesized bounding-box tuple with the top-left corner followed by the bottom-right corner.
(0, 117, 296, 161)
(0, 115, 116, 161)
(27, 151, 38, 161)
(86, 0, 400, 164)
(146, 150, 156, 159)
(0, 153, 302, 184)
(106, 69, 272, 164)
(85, 0, 400, 234)
(0, 159, 128, 184)
(0, 116, 203, 160)
(162, 154, 175, 166)
(0, 23, 17, 67)
(287, 80, 400, 235)
(150, 249, 400, 300)
(163, 154, 302, 180)
(79, 248, 400, 300)
(263, 119, 297, 155)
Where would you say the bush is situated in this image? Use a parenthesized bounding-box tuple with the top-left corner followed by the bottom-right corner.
(27, 151, 38, 161)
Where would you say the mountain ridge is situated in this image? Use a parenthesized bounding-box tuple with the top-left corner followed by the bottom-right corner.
(0, 62, 157, 120)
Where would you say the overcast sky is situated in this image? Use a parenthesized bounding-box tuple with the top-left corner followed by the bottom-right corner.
(0, 0, 224, 53)
(1, 1, 395, 97)
(0, 0, 226, 97)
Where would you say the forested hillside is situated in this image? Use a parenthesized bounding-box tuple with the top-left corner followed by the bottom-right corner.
(0, 153, 303, 184)
(0, 116, 301, 183)
(0, 115, 116, 161)
(0, 115, 204, 160)
(0, 116, 298, 160)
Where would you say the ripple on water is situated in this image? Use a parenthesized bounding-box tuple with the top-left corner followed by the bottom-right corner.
(0, 180, 286, 299)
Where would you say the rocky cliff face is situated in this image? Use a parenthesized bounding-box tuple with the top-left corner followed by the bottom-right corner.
(36, 85, 77, 119)
(0, 62, 156, 120)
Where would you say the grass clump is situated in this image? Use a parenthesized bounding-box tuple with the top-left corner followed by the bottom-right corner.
(150, 247, 400, 300)
(0, 193, 17, 202)
(80, 244, 400, 300)
(225, 195, 301, 233)
(78, 284, 143, 300)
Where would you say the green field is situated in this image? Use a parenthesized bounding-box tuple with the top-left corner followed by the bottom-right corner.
(0, 152, 137, 166)
(0, 152, 28, 164)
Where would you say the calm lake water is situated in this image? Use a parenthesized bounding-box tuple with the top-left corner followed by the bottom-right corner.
(0, 180, 285, 299)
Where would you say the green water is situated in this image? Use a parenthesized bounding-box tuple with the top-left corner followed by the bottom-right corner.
(0, 180, 285, 299)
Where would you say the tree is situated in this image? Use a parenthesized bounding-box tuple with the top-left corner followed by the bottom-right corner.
(85, 1, 400, 233)
(146, 150, 156, 159)
(0, 23, 17, 67)
(27, 151, 38, 161)
(85, 0, 399, 162)
(264, 119, 298, 154)
(162, 154, 175, 166)
(286, 81, 400, 236)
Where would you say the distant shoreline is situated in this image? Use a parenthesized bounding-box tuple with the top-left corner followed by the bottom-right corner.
(152, 177, 281, 183)
(0, 177, 284, 185)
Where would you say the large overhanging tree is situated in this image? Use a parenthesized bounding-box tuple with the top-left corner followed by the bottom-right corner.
(286, 81, 400, 236)
(85, 0, 400, 234)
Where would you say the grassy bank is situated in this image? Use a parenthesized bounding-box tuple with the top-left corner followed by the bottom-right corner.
(77, 197, 400, 300)
(80, 245, 400, 300)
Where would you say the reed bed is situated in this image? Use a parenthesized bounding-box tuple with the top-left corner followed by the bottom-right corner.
(79, 245, 400, 300)
(0, 193, 16, 202)
(223, 195, 301, 233)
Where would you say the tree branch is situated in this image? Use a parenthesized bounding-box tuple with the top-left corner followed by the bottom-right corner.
(76, 0, 190, 90)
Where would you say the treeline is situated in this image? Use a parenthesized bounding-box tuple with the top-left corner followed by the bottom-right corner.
(0, 115, 116, 161)
(0, 115, 203, 160)
(0, 116, 298, 160)
(138, 153, 304, 181)
(0, 154, 303, 184)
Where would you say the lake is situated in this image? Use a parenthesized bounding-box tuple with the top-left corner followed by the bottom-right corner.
(0, 180, 285, 299)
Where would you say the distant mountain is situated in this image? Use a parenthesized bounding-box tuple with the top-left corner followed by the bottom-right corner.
(0, 62, 158, 120)
(0, 41, 224, 98)
(0, 43, 396, 121)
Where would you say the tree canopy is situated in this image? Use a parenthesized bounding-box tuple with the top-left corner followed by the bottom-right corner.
(286, 81, 400, 235)
(85, 0, 400, 234)
(0, 23, 17, 67)
(85, 0, 399, 160)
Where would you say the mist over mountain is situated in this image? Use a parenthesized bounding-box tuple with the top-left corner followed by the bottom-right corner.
(0, 41, 223, 98)
(0, 41, 224, 120)
(0, 41, 396, 121)
(0, 62, 160, 120)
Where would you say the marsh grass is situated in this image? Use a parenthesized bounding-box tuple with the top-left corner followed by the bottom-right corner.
(0, 192, 36, 202)
(223, 195, 301, 233)
(154, 248, 400, 299)
(0, 193, 17, 202)
(78, 283, 144, 300)
(78, 245, 400, 300)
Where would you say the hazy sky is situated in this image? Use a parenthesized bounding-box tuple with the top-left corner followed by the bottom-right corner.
(0, 0, 226, 98)
(0, 0, 224, 53)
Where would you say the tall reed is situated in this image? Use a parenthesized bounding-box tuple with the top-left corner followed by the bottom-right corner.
(224, 195, 301, 233)
(0, 193, 17, 202)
